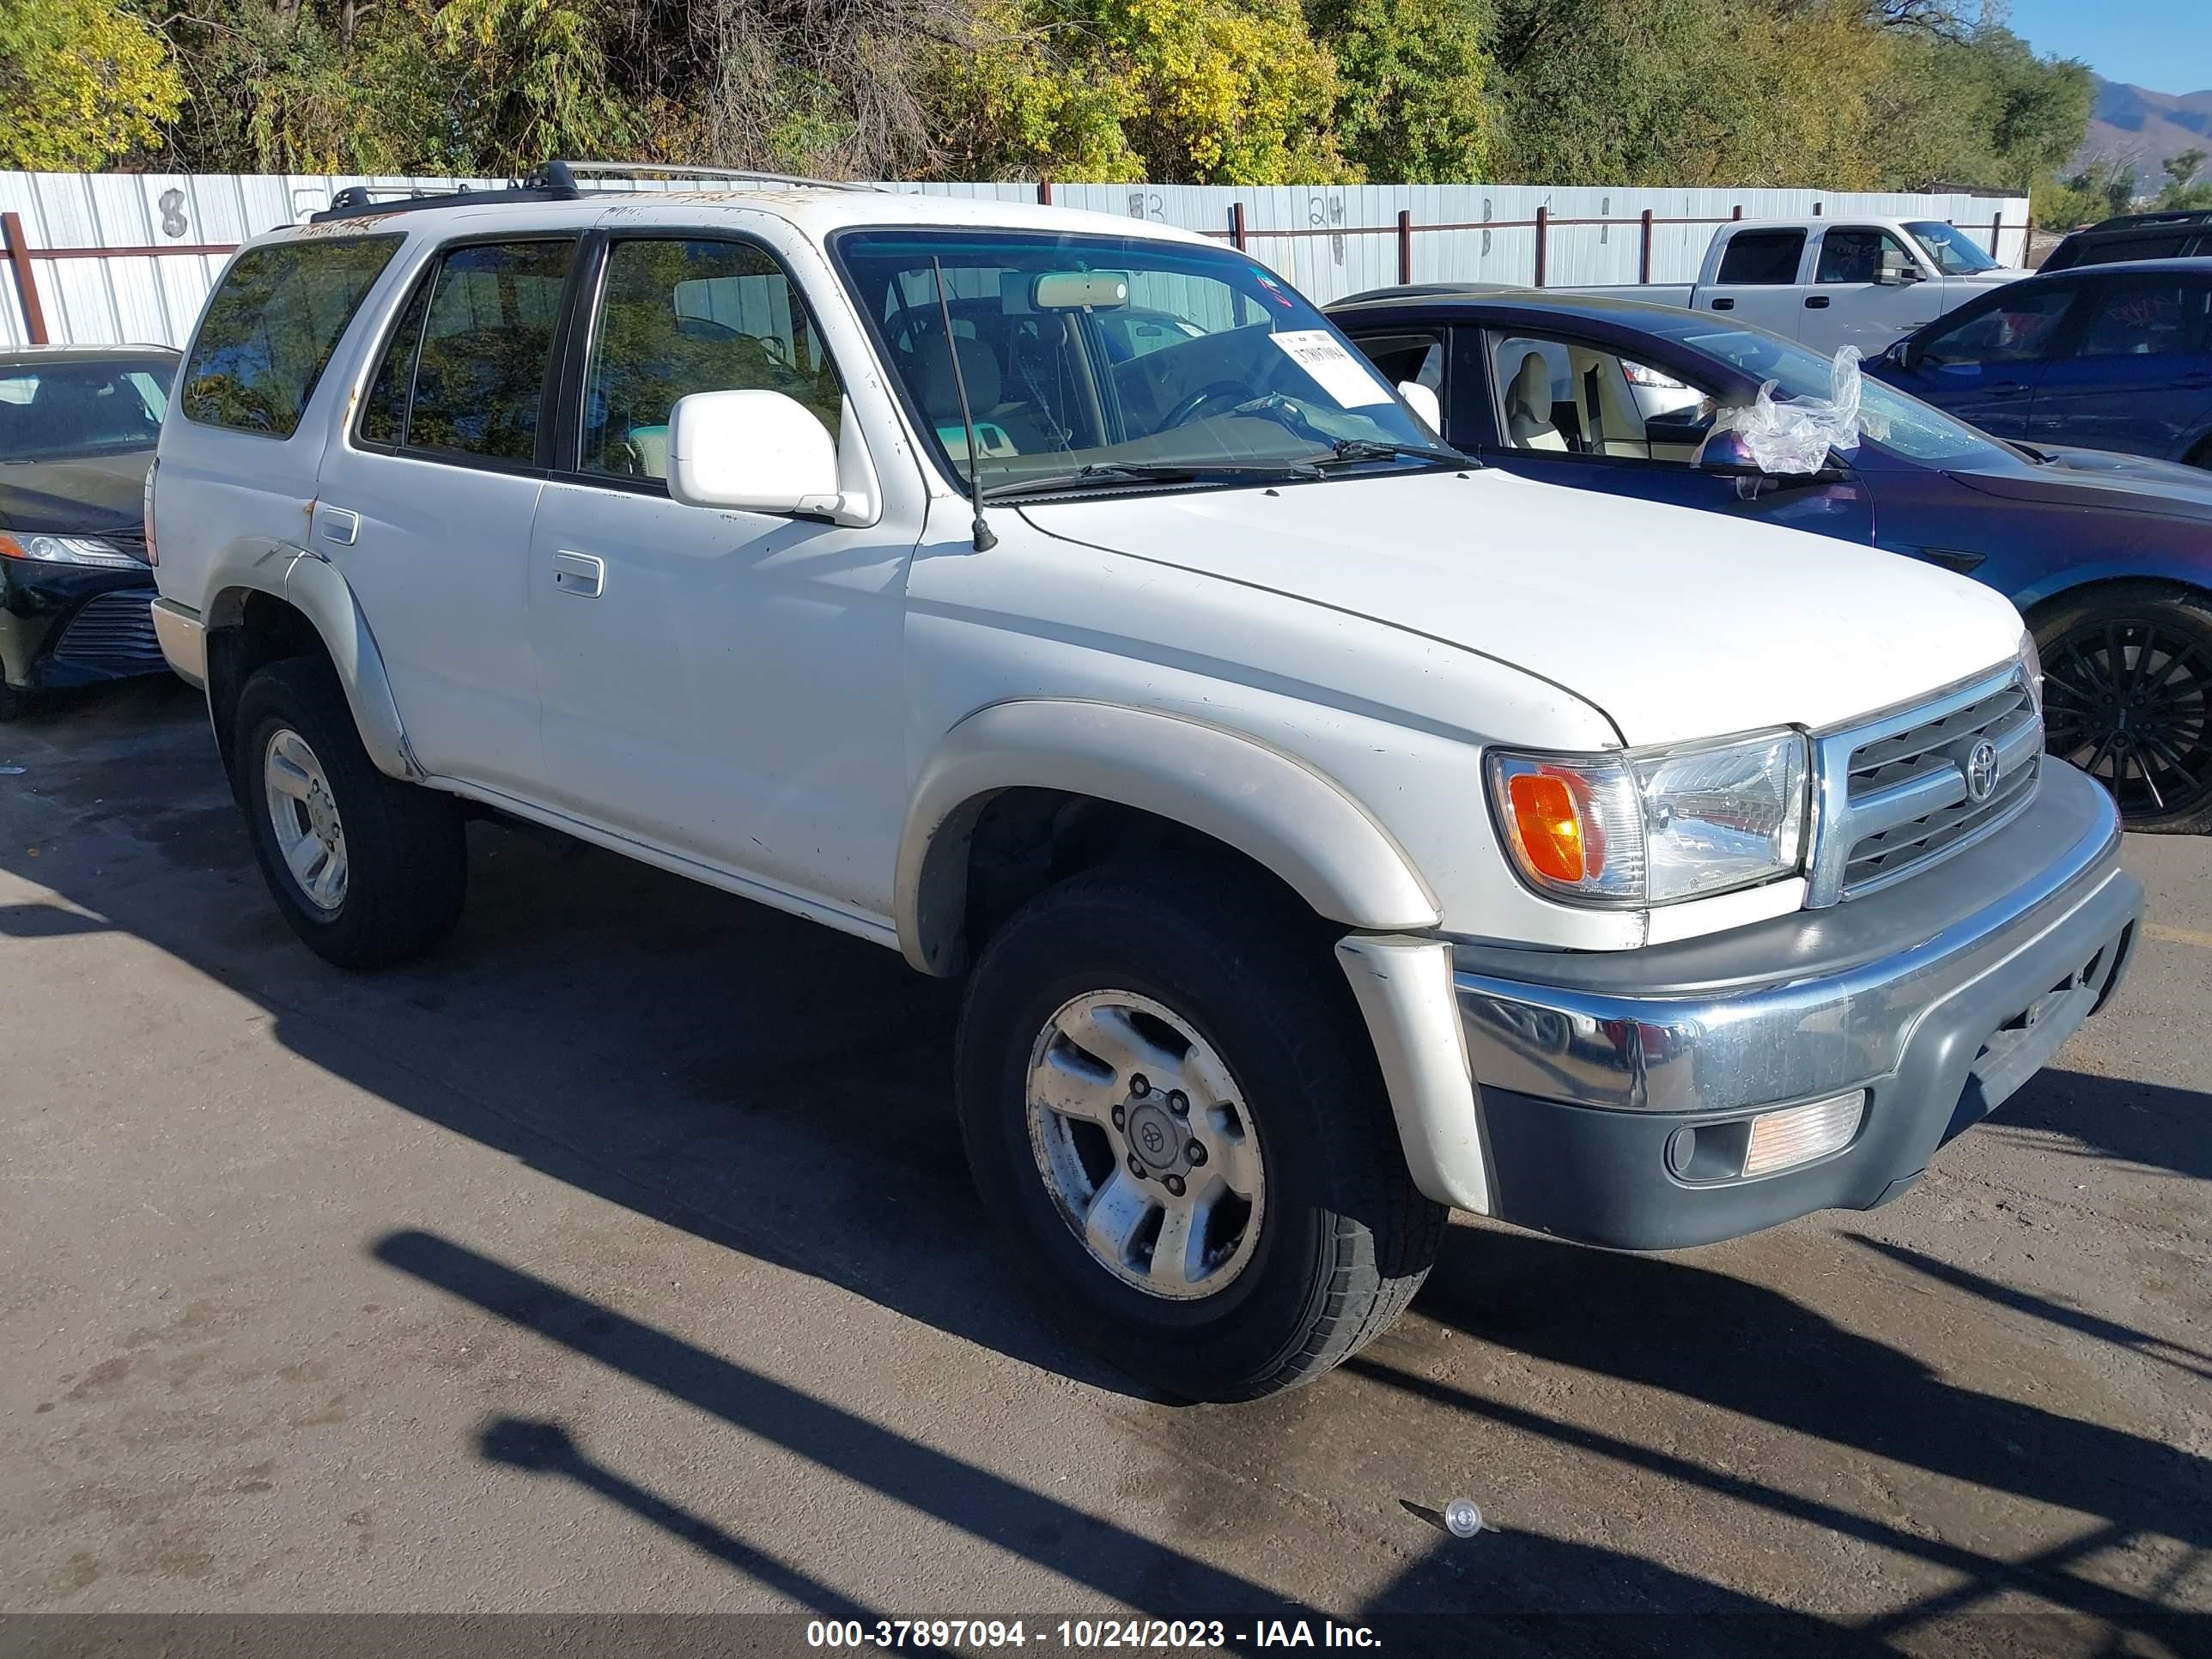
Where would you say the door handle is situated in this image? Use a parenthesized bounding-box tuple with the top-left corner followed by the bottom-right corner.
(316, 504, 360, 547)
(1711, 297, 1735, 311)
(1984, 381, 2025, 398)
(1804, 295, 1831, 309)
(2179, 371, 2212, 390)
(551, 550, 605, 599)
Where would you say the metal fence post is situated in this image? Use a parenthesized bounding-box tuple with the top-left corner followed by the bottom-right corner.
(1231, 201, 1246, 252)
(1, 212, 49, 346)
(1990, 210, 2003, 263)
(1534, 205, 1548, 287)
(1037, 178, 1053, 207)
(1639, 209, 1654, 283)
(1397, 210, 1413, 286)
(1732, 204, 1744, 221)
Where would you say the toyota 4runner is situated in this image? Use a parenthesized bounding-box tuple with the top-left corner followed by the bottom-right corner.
(147, 167, 2143, 1401)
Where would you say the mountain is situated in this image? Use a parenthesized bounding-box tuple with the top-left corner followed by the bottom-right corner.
(2076, 75, 2212, 185)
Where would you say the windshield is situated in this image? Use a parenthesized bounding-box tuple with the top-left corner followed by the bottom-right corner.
(0, 357, 174, 462)
(831, 229, 1451, 495)
(1633, 314, 2019, 467)
(1905, 222, 2000, 276)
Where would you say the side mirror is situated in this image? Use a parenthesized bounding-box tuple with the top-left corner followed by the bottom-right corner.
(668, 390, 858, 520)
(1397, 380, 1443, 437)
(1696, 428, 1844, 485)
(1878, 262, 1923, 286)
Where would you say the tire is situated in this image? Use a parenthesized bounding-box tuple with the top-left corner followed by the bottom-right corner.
(232, 657, 467, 967)
(0, 679, 28, 721)
(2033, 583, 2212, 835)
(957, 858, 1446, 1402)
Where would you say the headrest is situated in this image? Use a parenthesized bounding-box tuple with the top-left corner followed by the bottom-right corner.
(913, 334, 1002, 419)
(1508, 351, 1553, 416)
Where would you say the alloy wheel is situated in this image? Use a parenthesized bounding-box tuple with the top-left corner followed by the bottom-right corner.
(2042, 618, 2212, 821)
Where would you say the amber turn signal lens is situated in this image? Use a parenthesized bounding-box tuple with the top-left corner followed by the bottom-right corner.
(1506, 769, 1590, 883)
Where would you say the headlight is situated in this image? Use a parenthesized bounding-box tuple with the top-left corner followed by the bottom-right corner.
(2018, 629, 2042, 715)
(1488, 729, 1810, 906)
(0, 532, 143, 569)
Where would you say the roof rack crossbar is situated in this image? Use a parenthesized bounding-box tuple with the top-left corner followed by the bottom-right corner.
(310, 176, 580, 224)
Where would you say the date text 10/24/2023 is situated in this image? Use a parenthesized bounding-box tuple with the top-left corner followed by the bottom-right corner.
(805, 1619, 1384, 1650)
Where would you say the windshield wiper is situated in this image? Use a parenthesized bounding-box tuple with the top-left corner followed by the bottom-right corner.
(1312, 437, 1476, 470)
(981, 459, 1323, 500)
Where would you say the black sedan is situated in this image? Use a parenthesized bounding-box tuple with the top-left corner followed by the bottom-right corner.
(0, 345, 178, 719)
(1330, 288, 2212, 831)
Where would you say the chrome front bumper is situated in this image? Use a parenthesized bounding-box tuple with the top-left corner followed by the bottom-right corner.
(1448, 762, 2139, 1249)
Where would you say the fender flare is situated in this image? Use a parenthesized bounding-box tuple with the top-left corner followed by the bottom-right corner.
(204, 540, 419, 781)
(895, 699, 1442, 975)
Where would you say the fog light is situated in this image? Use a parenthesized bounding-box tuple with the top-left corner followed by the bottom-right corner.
(1742, 1091, 1865, 1176)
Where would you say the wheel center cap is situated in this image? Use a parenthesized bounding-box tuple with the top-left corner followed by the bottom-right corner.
(1127, 1101, 1182, 1171)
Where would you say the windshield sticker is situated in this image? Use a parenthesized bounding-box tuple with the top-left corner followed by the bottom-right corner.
(1268, 330, 1394, 408)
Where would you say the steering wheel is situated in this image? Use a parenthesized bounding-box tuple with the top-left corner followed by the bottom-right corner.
(1159, 380, 1261, 430)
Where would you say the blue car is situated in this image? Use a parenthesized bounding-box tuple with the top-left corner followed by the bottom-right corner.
(1328, 288, 2212, 831)
(1867, 257, 2212, 470)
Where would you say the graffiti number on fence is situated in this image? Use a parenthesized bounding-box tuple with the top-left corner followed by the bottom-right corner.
(1127, 192, 1164, 223)
(158, 189, 189, 240)
(1310, 194, 1346, 264)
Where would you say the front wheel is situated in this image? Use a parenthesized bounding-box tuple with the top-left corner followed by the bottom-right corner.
(2035, 584, 2212, 834)
(957, 861, 1445, 1401)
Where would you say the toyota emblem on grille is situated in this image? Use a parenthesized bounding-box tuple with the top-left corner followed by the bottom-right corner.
(1965, 738, 1999, 803)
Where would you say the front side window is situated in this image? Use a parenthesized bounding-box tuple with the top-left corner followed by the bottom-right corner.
(2071, 276, 2212, 358)
(2075, 234, 2188, 268)
(0, 356, 174, 460)
(1815, 228, 1916, 284)
(181, 236, 401, 436)
(1917, 286, 2078, 367)
(1715, 230, 1806, 286)
(1489, 333, 1705, 461)
(831, 228, 1445, 495)
(581, 238, 844, 482)
(378, 240, 574, 463)
(1905, 222, 1999, 275)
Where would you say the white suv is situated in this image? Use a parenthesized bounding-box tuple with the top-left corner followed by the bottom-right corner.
(148, 169, 2142, 1401)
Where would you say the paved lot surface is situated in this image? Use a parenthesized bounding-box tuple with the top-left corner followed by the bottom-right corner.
(2, 678, 2208, 1656)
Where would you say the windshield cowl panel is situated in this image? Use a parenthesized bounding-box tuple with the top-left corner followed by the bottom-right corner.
(829, 228, 1439, 497)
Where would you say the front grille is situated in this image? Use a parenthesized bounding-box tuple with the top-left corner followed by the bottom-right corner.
(51, 591, 167, 675)
(1808, 665, 2044, 905)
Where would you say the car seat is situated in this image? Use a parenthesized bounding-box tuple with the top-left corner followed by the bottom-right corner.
(1504, 351, 1567, 451)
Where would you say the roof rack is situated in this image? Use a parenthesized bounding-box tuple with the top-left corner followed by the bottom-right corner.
(2083, 208, 2212, 232)
(303, 159, 887, 223)
(538, 160, 886, 194)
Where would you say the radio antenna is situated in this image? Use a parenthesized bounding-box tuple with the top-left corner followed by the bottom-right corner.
(931, 256, 997, 551)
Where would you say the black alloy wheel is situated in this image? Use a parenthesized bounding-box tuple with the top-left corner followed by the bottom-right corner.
(2037, 587, 2212, 833)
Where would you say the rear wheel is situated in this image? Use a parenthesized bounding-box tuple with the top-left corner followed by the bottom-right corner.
(957, 860, 1445, 1401)
(233, 657, 467, 966)
(2034, 584, 2212, 834)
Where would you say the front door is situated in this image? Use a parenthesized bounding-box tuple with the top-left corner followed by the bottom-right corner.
(526, 233, 919, 919)
(1472, 329, 1876, 544)
(1806, 226, 1942, 357)
(313, 236, 577, 793)
(1884, 279, 2083, 442)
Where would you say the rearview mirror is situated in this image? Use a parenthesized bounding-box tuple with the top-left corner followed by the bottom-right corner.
(668, 390, 849, 520)
(1397, 380, 1443, 436)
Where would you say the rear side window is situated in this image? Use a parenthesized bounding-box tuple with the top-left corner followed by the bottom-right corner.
(180, 237, 401, 437)
(1716, 230, 1806, 285)
(2072, 276, 2212, 357)
(2075, 234, 2187, 268)
(356, 240, 574, 464)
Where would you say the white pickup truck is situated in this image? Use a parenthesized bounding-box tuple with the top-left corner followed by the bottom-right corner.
(1554, 216, 2029, 356)
(147, 172, 2140, 1402)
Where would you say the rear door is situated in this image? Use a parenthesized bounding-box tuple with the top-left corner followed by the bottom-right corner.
(1806, 226, 1941, 356)
(1882, 279, 2084, 440)
(2024, 270, 2212, 460)
(1700, 228, 1809, 338)
(313, 235, 579, 793)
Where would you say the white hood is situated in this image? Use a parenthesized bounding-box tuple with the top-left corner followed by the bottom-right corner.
(1020, 467, 2024, 747)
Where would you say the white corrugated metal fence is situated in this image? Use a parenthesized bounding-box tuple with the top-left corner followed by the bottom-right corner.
(0, 171, 2030, 349)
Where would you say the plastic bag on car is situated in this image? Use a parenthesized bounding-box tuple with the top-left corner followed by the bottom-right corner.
(1707, 345, 1863, 475)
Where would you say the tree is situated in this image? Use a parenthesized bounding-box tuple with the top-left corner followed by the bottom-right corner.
(1309, 0, 1497, 183)
(0, 0, 183, 169)
(2157, 148, 2212, 210)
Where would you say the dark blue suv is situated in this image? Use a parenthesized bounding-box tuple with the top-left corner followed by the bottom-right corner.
(1869, 258, 2212, 469)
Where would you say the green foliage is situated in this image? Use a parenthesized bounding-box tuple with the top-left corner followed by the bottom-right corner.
(2156, 149, 2212, 211)
(0, 0, 2098, 211)
(1310, 0, 1496, 182)
(0, 0, 183, 169)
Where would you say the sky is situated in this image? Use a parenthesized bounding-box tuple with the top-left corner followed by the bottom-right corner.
(2000, 1, 2212, 94)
